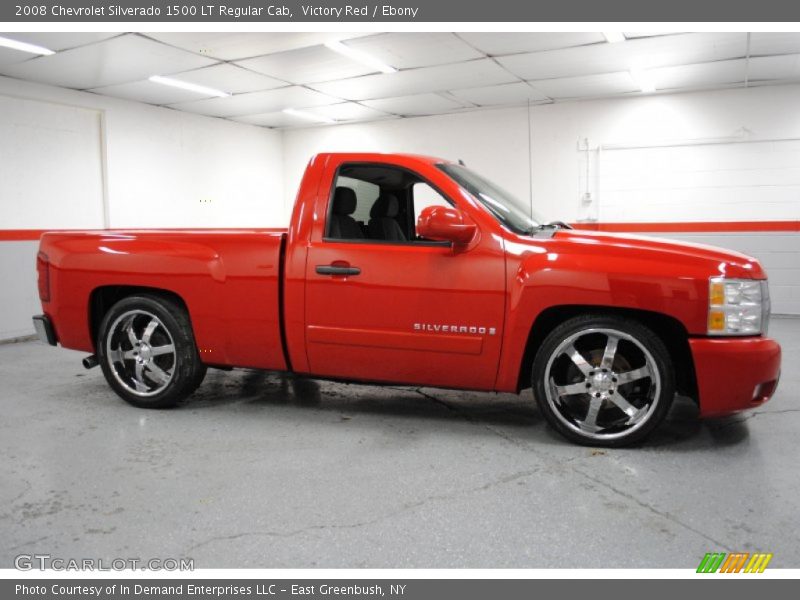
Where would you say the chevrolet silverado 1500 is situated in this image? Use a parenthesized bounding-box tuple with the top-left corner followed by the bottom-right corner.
(32, 153, 782, 446)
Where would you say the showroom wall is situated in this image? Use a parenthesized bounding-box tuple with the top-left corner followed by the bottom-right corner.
(0, 75, 283, 340)
(283, 84, 800, 315)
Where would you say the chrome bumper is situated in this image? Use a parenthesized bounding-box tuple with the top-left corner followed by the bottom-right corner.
(32, 315, 57, 346)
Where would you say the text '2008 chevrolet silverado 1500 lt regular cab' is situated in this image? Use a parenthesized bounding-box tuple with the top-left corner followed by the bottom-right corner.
(32, 153, 782, 446)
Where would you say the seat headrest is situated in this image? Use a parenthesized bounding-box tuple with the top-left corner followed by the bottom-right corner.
(332, 187, 357, 215)
(370, 193, 399, 219)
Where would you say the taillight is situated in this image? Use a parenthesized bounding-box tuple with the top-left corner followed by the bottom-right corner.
(37, 252, 50, 302)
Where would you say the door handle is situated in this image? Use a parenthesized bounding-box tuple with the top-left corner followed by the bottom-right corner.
(316, 264, 361, 276)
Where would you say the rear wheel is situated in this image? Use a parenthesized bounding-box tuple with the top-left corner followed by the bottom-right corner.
(97, 294, 206, 408)
(532, 315, 674, 447)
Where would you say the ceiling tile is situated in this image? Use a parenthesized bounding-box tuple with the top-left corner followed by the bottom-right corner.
(343, 33, 483, 69)
(749, 33, 800, 57)
(0, 46, 34, 68)
(497, 33, 747, 81)
(234, 107, 398, 128)
(311, 59, 517, 101)
(237, 45, 376, 84)
(88, 79, 217, 105)
(449, 82, 550, 106)
(622, 32, 685, 39)
(650, 59, 747, 91)
(168, 86, 338, 117)
(305, 102, 393, 122)
(145, 32, 369, 61)
(0, 34, 217, 89)
(171, 63, 286, 94)
(233, 111, 313, 128)
(747, 54, 800, 81)
(457, 32, 605, 56)
(0, 32, 119, 51)
(529, 72, 639, 99)
(362, 93, 465, 117)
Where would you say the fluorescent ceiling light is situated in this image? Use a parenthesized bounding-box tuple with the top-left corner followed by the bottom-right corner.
(603, 32, 626, 44)
(324, 40, 397, 74)
(0, 35, 55, 56)
(282, 108, 336, 125)
(629, 68, 656, 93)
(148, 75, 230, 98)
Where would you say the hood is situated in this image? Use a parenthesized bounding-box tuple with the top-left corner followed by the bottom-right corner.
(550, 229, 766, 279)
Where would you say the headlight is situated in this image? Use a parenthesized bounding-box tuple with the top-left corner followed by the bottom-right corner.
(708, 277, 770, 336)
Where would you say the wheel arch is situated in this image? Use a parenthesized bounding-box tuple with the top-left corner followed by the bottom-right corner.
(89, 285, 190, 350)
(517, 304, 698, 401)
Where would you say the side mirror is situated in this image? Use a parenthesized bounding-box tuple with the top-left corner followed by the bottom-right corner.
(416, 206, 478, 245)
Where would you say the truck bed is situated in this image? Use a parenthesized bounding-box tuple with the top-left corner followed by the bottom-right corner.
(39, 228, 289, 371)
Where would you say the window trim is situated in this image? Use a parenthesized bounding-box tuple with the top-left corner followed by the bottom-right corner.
(323, 161, 456, 247)
(321, 237, 452, 248)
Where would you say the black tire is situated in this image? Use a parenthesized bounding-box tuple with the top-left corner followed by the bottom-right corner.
(531, 314, 675, 447)
(97, 294, 206, 408)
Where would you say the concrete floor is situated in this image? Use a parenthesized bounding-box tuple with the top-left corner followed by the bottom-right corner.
(1, 317, 798, 569)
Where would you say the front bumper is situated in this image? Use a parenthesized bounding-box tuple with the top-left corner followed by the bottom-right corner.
(690, 336, 781, 417)
(32, 314, 57, 346)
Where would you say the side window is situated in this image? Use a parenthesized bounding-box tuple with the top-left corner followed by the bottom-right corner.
(327, 164, 455, 243)
(326, 175, 379, 240)
(412, 182, 453, 237)
(339, 176, 379, 225)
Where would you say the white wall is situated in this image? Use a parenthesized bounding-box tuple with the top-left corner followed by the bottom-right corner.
(282, 85, 800, 314)
(591, 141, 800, 223)
(0, 76, 285, 231)
(0, 241, 42, 341)
(0, 75, 284, 340)
(103, 99, 284, 229)
(0, 95, 105, 229)
(540, 85, 800, 224)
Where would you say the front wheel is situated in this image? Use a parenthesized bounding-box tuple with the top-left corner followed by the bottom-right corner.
(532, 315, 675, 447)
(97, 294, 206, 408)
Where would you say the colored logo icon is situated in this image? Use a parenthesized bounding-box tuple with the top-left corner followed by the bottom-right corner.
(697, 552, 773, 573)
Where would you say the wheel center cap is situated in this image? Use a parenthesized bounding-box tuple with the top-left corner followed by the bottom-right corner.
(592, 372, 613, 393)
(139, 343, 152, 361)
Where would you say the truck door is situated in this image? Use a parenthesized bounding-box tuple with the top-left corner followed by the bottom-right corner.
(303, 159, 506, 391)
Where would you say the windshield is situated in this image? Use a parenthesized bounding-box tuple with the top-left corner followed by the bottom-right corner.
(437, 163, 542, 234)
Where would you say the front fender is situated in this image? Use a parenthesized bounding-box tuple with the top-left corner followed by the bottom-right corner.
(494, 241, 711, 392)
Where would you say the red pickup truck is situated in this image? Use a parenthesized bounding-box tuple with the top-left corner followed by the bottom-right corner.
(32, 153, 781, 446)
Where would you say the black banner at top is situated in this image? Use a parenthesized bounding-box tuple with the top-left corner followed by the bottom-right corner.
(2, 0, 800, 22)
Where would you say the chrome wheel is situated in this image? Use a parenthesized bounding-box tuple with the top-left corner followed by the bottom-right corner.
(543, 327, 661, 442)
(105, 310, 176, 397)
